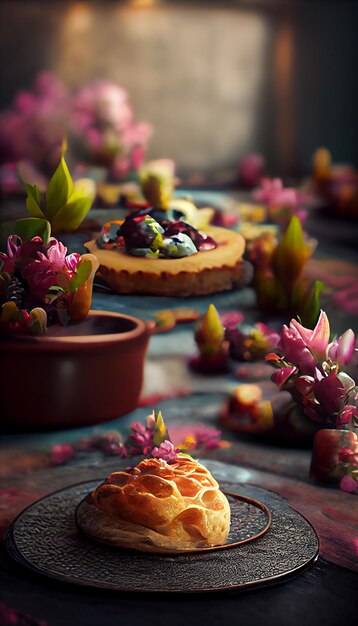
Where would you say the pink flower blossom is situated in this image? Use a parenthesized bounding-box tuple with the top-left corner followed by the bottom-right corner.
(70, 80, 152, 180)
(220, 311, 244, 330)
(278, 324, 317, 374)
(338, 447, 355, 462)
(0, 234, 21, 273)
(42, 238, 68, 270)
(327, 329, 356, 367)
(239, 153, 265, 187)
(253, 178, 301, 209)
(290, 310, 330, 361)
(294, 375, 315, 396)
(65, 252, 81, 272)
(51, 444, 75, 465)
(151, 440, 179, 463)
(0, 71, 69, 173)
(272, 366, 298, 387)
(313, 372, 345, 416)
(339, 474, 358, 493)
(336, 404, 358, 425)
(128, 421, 154, 455)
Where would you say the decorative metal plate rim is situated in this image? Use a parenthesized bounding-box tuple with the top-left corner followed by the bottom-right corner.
(3, 478, 320, 594)
(75, 488, 272, 555)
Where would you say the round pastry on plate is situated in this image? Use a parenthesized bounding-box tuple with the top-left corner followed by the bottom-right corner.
(76, 456, 231, 554)
(86, 207, 247, 296)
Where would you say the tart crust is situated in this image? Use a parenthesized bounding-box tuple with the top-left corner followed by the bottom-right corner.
(86, 226, 246, 296)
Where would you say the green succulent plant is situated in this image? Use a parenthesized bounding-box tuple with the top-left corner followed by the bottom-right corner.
(20, 142, 95, 237)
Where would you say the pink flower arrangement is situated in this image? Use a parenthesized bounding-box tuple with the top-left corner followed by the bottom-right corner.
(0, 72, 152, 182)
(71, 80, 152, 180)
(266, 311, 357, 428)
(0, 235, 80, 303)
(49, 411, 230, 466)
(0, 72, 69, 175)
(223, 318, 280, 362)
(151, 440, 179, 463)
(0, 233, 98, 332)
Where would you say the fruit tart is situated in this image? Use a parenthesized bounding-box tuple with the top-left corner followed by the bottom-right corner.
(86, 206, 247, 296)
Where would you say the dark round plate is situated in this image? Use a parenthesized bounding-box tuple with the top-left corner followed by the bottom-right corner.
(4, 475, 319, 593)
(75, 489, 271, 554)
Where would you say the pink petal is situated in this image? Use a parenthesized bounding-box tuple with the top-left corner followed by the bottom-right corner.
(272, 366, 298, 387)
(337, 405, 358, 425)
(291, 310, 330, 360)
(328, 329, 356, 366)
(294, 375, 315, 396)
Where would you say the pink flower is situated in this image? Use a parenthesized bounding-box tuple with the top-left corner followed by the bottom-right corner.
(337, 404, 358, 426)
(65, 252, 81, 272)
(128, 421, 154, 455)
(0, 234, 21, 273)
(253, 178, 301, 208)
(313, 371, 346, 416)
(21, 259, 57, 300)
(70, 80, 152, 179)
(278, 324, 317, 374)
(51, 444, 75, 465)
(168, 423, 225, 451)
(272, 366, 298, 387)
(239, 153, 265, 187)
(338, 447, 355, 462)
(220, 311, 244, 330)
(290, 310, 330, 361)
(339, 474, 358, 493)
(294, 375, 315, 396)
(151, 440, 178, 463)
(42, 238, 68, 270)
(327, 329, 356, 367)
(0, 71, 69, 173)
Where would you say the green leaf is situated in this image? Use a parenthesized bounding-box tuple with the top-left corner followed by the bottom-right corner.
(45, 154, 74, 219)
(297, 280, 324, 328)
(24, 182, 41, 205)
(68, 260, 91, 292)
(152, 410, 171, 447)
(15, 218, 51, 243)
(23, 182, 44, 218)
(272, 216, 312, 287)
(50, 179, 95, 233)
(26, 195, 44, 218)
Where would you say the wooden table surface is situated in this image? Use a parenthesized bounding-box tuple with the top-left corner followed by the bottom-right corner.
(0, 193, 357, 626)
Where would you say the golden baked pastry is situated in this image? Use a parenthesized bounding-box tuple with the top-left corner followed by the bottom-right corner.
(86, 225, 246, 296)
(76, 456, 231, 553)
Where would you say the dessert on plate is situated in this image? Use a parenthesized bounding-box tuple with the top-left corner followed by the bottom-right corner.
(76, 455, 231, 553)
(86, 206, 247, 296)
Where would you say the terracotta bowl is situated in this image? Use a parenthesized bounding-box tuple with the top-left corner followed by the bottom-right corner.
(0, 311, 152, 428)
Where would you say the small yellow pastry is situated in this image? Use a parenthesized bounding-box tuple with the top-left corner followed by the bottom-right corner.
(76, 456, 231, 553)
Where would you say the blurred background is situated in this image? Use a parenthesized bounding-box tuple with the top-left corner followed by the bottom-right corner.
(0, 0, 357, 185)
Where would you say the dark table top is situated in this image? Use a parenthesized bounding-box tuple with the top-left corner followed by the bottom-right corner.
(0, 190, 358, 626)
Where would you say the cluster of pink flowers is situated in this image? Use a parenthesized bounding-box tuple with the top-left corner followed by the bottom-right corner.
(253, 178, 308, 229)
(71, 80, 151, 180)
(0, 234, 80, 303)
(266, 311, 357, 428)
(0, 73, 69, 175)
(50, 417, 229, 465)
(221, 311, 280, 362)
(0, 72, 151, 181)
